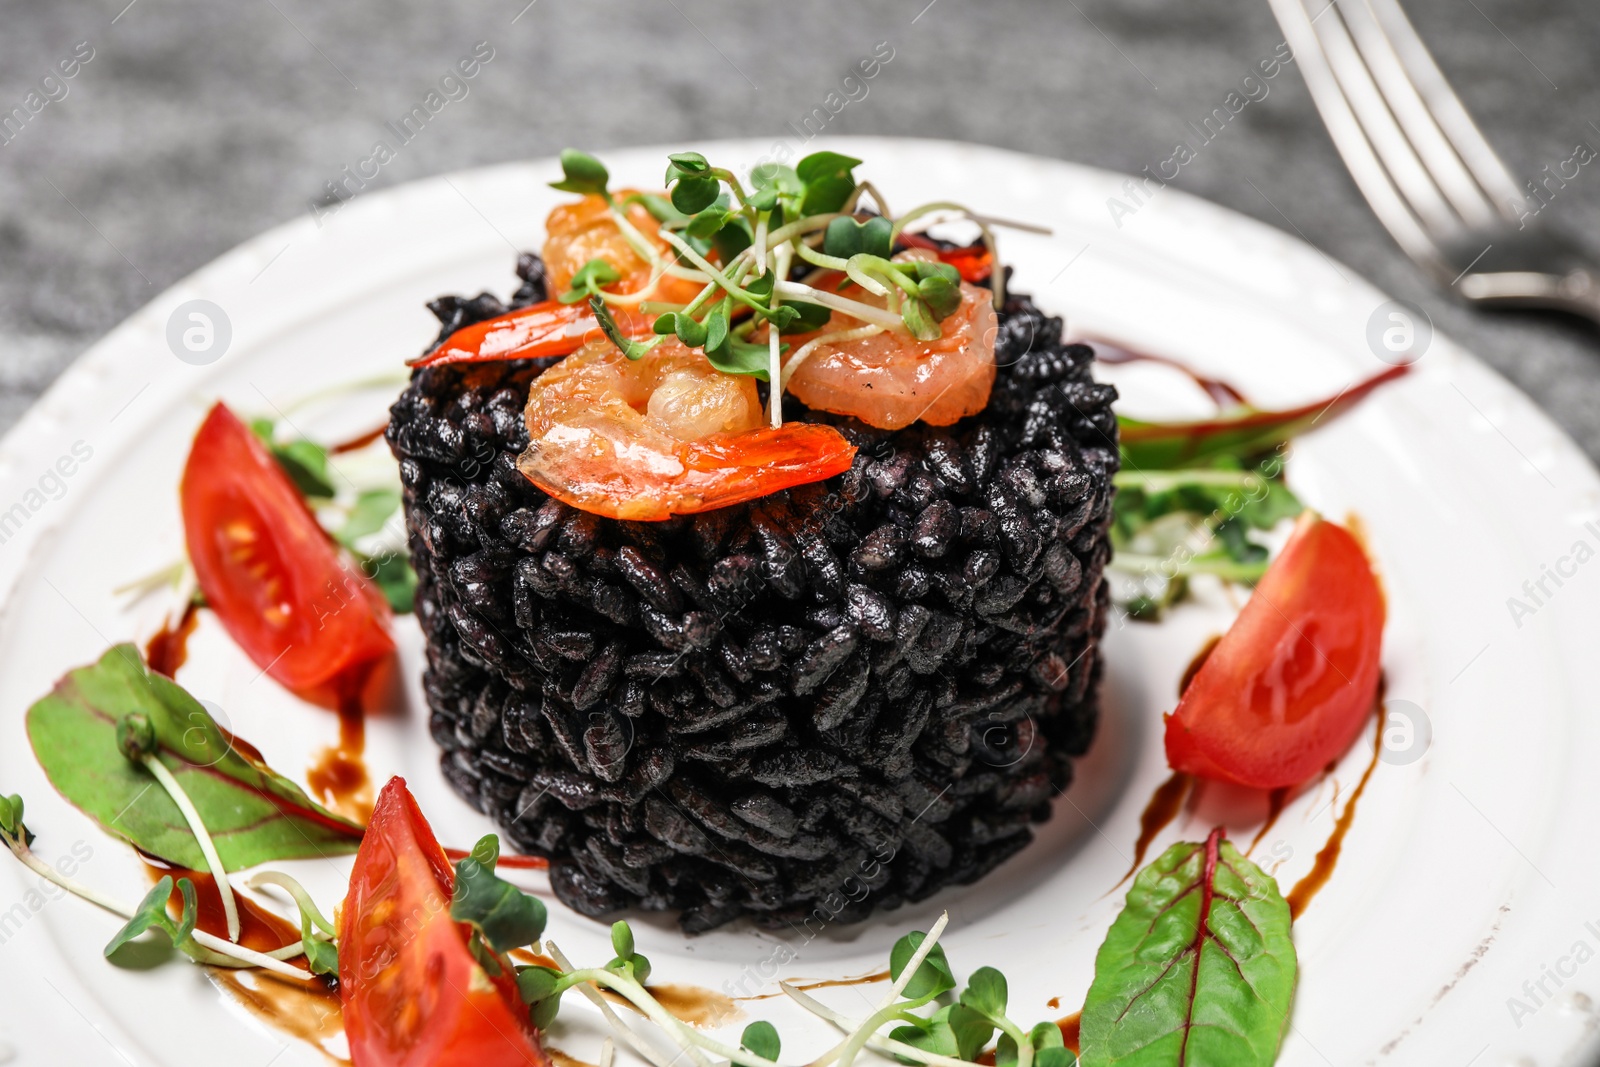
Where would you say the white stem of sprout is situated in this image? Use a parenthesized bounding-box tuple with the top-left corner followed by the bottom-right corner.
(890, 202, 1014, 308)
(768, 243, 793, 427)
(779, 326, 884, 391)
(245, 870, 338, 938)
(599, 1037, 615, 1067)
(767, 213, 845, 247)
(844, 256, 894, 299)
(544, 942, 681, 1067)
(780, 984, 981, 1067)
(795, 242, 850, 274)
(810, 912, 951, 1067)
(605, 201, 711, 283)
(3, 834, 312, 979)
(141, 756, 240, 943)
(753, 213, 769, 277)
(1112, 469, 1266, 492)
(658, 232, 769, 314)
(773, 282, 904, 331)
(842, 181, 891, 218)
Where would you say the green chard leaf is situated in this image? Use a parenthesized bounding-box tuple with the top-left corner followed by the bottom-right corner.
(451, 851, 548, 955)
(25, 645, 364, 871)
(795, 151, 862, 216)
(105, 875, 198, 959)
(741, 1020, 781, 1061)
(1118, 364, 1408, 470)
(550, 149, 610, 196)
(1078, 828, 1296, 1067)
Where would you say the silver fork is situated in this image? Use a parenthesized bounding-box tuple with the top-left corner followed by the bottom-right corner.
(1267, 0, 1600, 324)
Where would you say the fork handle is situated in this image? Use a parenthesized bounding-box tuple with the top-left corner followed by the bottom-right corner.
(1458, 267, 1600, 327)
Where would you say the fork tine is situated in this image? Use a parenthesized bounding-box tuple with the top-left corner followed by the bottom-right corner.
(1340, 0, 1506, 228)
(1362, 0, 1525, 214)
(1309, 2, 1464, 238)
(1267, 0, 1446, 271)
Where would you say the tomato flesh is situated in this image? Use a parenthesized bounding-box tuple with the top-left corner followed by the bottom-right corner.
(181, 403, 394, 699)
(1163, 514, 1384, 789)
(340, 777, 547, 1067)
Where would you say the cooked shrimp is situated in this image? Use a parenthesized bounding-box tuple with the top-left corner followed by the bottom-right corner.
(518, 338, 856, 521)
(543, 191, 705, 305)
(781, 260, 998, 431)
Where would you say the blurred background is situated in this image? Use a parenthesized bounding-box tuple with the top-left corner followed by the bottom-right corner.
(2, 0, 1597, 455)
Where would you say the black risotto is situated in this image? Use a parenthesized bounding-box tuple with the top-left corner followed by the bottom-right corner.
(387, 252, 1119, 932)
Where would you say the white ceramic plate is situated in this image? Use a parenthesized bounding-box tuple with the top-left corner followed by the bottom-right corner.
(0, 138, 1597, 1067)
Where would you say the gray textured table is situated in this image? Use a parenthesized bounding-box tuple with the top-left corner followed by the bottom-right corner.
(4, 0, 1598, 457)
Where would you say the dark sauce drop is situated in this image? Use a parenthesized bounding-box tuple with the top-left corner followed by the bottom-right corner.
(144, 600, 200, 678)
(1114, 771, 1192, 889)
(1057, 1012, 1082, 1054)
(307, 685, 373, 824)
(1285, 680, 1387, 919)
(140, 857, 343, 1046)
(739, 968, 891, 1000)
(329, 422, 390, 455)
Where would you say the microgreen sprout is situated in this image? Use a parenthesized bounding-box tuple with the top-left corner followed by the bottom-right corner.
(0, 792, 316, 979)
(548, 147, 1041, 429)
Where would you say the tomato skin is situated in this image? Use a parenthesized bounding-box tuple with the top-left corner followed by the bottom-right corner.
(180, 403, 394, 699)
(1163, 514, 1385, 789)
(340, 777, 547, 1067)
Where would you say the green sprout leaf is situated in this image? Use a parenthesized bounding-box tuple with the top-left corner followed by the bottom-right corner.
(910, 261, 962, 320)
(704, 339, 774, 381)
(713, 217, 754, 260)
(901, 296, 942, 341)
(670, 175, 721, 215)
(741, 1020, 781, 1061)
(301, 910, 339, 977)
(653, 311, 710, 349)
(0, 794, 21, 838)
(1036, 1048, 1077, 1067)
(823, 216, 893, 260)
(795, 151, 862, 216)
(625, 192, 686, 225)
(1031, 1022, 1066, 1051)
(451, 853, 548, 955)
(1078, 828, 1295, 1067)
(589, 296, 662, 361)
(518, 965, 564, 1030)
(470, 833, 500, 869)
(946, 1004, 996, 1061)
(960, 965, 1008, 1018)
(778, 300, 831, 334)
(665, 151, 711, 180)
(550, 149, 609, 196)
(889, 930, 956, 1000)
(26, 646, 364, 871)
(105, 875, 198, 959)
(559, 258, 623, 304)
(890, 1006, 959, 1060)
(611, 919, 634, 960)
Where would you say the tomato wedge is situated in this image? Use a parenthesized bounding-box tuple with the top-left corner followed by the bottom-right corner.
(410, 300, 655, 369)
(1164, 513, 1384, 789)
(341, 777, 548, 1067)
(181, 403, 394, 700)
